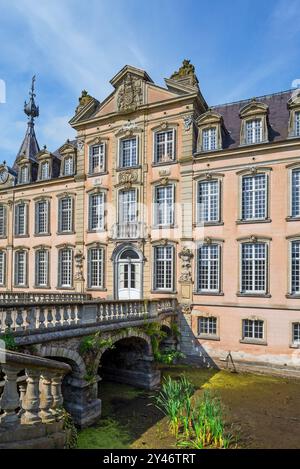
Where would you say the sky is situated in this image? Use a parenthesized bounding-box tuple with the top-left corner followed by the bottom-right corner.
(0, 0, 300, 166)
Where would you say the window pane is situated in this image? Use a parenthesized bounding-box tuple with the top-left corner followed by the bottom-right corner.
(198, 180, 219, 222)
(119, 190, 137, 223)
(243, 319, 264, 339)
(0, 205, 6, 237)
(88, 248, 104, 288)
(59, 197, 72, 232)
(90, 144, 105, 173)
(292, 169, 300, 218)
(36, 201, 48, 234)
(36, 250, 48, 286)
(291, 241, 300, 294)
(198, 317, 217, 335)
(59, 249, 72, 287)
(197, 244, 220, 292)
(64, 157, 73, 176)
(154, 246, 173, 290)
(155, 185, 174, 225)
(295, 112, 300, 137)
(293, 322, 300, 344)
(242, 174, 266, 220)
(246, 119, 262, 144)
(89, 193, 104, 230)
(155, 130, 175, 163)
(0, 251, 5, 285)
(120, 138, 137, 167)
(15, 251, 26, 286)
(202, 127, 217, 151)
(241, 243, 266, 293)
(41, 161, 50, 180)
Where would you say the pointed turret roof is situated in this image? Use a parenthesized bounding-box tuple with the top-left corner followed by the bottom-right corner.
(13, 76, 40, 170)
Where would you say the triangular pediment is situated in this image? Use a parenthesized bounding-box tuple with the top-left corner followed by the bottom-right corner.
(110, 65, 153, 89)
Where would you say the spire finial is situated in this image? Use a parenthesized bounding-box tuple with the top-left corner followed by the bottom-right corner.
(24, 75, 39, 123)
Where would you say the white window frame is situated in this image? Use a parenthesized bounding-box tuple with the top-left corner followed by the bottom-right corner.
(88, 192, 105, 231)
(35, 200, 49, 235)
(15, 203, 28, 236)
(241, 173, 268, 221)
(154, 129, 176, 164)
(198, 316, 217, 336)
(119, 137, 138, 168)
(154, 184, 175, 226)
(202, 127, 217, 151)
(58, 248, 73, 288)
(58, 197, 73, 233)
(197, 179, 220, 224)
(0, 250, 6, 286)
(153, 245, 174, 291)
(118, 188, 138, 224)
(197, 243, 221, 293)
(19, 165, 29, 184)
(245, 119, 263, 145)
(295, 111, 300, 137)
(89, 143, 105, 174)
(240, 242, 267, 294)
(0, 204, 7, 237)
(242, 319, 265, 340)
(290, 240, 300, 295)
(292, 322, 300, 345)
(40, 161, 50, 180)
(87, 247, 104, 289)
(14, 250, 27, 287)
(63, 156, 74, 176)
(35, 249, 49, 287)
(291, 168, 300, 218)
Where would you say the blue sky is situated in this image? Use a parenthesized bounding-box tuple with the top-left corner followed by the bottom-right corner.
(0, 0, 300, 166)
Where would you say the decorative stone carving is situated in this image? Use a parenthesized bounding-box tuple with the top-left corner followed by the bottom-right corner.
(74, 250, 84, 281)
(179, 247, 193, 283)
(183, 115, 193, 131)
(77, 138, 85, 151)
(181, 303, 192, 315)
(76, 90, 93, 114)
(170, 59, 199, 88)
(118, 169, 138, 189)
(117, 73, 143, 113)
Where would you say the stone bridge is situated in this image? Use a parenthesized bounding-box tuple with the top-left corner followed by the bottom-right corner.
(0, 295, 178, 447)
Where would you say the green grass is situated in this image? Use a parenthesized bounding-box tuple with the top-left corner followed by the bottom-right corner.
(77, 418, 131, 449)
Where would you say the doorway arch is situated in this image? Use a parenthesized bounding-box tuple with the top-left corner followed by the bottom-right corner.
(113, 244, 144, 300)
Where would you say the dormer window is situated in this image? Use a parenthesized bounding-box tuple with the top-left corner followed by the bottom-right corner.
(63, 156, 74, 176)
(239, 100, 268, 146)
(19, 165, 29, 184)
(154, 130, 175, 164)
(202, 127, 217, 151)
(246, 119, 262, 145)
(40, 161, 50, 180)
(295, 111, 300, 137)
(89, 144, 105, 174)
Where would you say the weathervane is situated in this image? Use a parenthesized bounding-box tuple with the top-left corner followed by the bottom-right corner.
(24, 75, 39, 124)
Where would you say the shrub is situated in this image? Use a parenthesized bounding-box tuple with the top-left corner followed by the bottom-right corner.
(1, 328, 18, 351)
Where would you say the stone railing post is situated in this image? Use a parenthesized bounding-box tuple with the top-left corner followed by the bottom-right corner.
(22, 368, 42, 424)
(0, 364, 20, 425)
(39, 372, 55, 423)
(51, 373, 64, 416)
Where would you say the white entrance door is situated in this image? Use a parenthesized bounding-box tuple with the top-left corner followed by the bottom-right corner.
(117, 249, 142, 300)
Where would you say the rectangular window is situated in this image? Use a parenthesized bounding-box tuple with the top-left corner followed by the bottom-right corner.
(15, 203, 27, 236)
(295, 111, 300, 137)
(197, 244, 220, 292)
(14, 250, 27, 286)
(89, 193, 105, 231)
(291, 240, 300, 294)
(242, 319, 264, 340)
(202, 127, 217, 151)
(242, 173, 267, 220)
(120, 138, 137, 168)
(197, 179, 220, 223)
(19, 165, 29, 184)
(292, 322, 300, 345)
(0, 251, 6, 286)
(89, 144, 105, 174)
(58, 248, 73, 288)
(246, 119, 262, 144)
(40, 161, 50, 180)
(154, 130, 175, 164)
(154, 245, 174, 291)
(119, 189, 137, 224)
(0, 204, 7, 237)
(35, 200, 49, 235)
(35, 250, 48, 287)
(58, 197, 73, 232)
(63, 157, 74, 176)
(88, 247, 104, 288)
(291, 169, 300, 218)
(198, 316, 217, 336)
(241, 243, 267, 294)
(154, 185, 174, 226)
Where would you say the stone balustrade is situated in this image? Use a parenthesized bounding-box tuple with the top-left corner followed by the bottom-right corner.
(0, 298, 177, 335)
(0, 349, 71, 448)
(111, 221, 148, 239)
(0, 291, 92, 305)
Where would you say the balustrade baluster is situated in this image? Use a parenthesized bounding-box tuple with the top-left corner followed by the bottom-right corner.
(11, 309, 18, 331)
(0, 365, 20, 425)
(39, 372, 55, 423)
(22, 368, 42, 424)
(18, 382, 27, 417)
(51, 373, 63, 416)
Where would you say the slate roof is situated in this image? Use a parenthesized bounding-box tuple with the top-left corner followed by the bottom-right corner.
(212, 89, 293, 150)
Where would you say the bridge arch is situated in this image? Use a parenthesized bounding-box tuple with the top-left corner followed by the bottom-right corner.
(38, 345, 87, 379)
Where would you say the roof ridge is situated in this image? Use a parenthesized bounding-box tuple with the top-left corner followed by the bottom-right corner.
(211, 88, 293, 109)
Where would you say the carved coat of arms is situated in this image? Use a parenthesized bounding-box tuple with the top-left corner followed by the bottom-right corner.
(117, 73, 143, 113)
